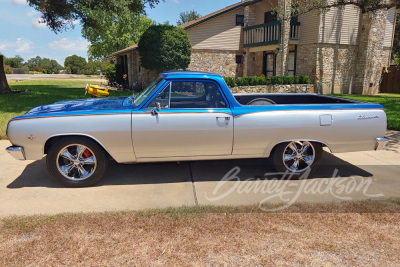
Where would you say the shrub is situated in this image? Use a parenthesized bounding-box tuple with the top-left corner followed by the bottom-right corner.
(223, 77, 237, 87)
(4, 65, 12, 74)
(299, 75, 311, 84)
(104, 63, 117, 84)
(283, 76, 295, 84)
(32, 65, 43, 73)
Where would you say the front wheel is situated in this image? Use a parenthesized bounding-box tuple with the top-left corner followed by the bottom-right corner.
(273, 141, 322, 176)
(47, 137, 108, 187)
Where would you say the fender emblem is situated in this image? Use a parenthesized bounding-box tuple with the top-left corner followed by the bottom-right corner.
(358, 115, 379, 120)
(27, 134, 36, 140)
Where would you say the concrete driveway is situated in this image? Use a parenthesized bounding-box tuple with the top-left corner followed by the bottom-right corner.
(1, 131, 399, 216)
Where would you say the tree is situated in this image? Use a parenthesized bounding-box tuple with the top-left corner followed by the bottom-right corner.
(138, 25, 192, 71)
(177, 10, 202, 26)
(81, 60, 103, 75)
(284, 0, 396, 16)
(0, 55, 12, 93)
(269, 0, 396, 79)
(25, 56, 63, 73)
(82, 13, 155, 60)
(64, 55, 87, 74)
(27, 0, 163, 33)
(4, 55, 24, 69)
(26, 56, 43, 70)
(41, 58, 63, 74)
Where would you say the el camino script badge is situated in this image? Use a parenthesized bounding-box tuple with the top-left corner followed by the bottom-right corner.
(358, 115, 379, 120)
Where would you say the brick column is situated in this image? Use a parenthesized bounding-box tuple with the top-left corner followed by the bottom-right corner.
(243, 5, 256, 76)
(352, 9, 389, 95)
(276, 0, 291, 76)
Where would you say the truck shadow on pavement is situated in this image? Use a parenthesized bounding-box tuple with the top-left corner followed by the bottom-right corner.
(7, 151, 372, 189)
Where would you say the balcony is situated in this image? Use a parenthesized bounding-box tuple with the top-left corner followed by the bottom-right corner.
(244, 21, 300, 48)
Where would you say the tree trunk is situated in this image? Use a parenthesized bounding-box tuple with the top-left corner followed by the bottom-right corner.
(0, 55, 12, 93)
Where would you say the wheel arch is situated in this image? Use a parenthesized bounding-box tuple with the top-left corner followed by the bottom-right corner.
(44, 134, 111, 158)
(268, 139, 332, 156)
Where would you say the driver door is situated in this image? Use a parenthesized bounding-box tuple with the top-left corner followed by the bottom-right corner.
(131, 80, 233, 158)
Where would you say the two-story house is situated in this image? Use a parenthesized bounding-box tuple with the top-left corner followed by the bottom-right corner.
(112, 0, 396, 95)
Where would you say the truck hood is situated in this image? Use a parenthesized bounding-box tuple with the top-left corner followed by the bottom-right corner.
(24, 97, 131, 116)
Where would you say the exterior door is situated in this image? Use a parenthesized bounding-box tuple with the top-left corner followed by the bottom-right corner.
(131, 80, 234, 158)
(263, 52, 276, 77)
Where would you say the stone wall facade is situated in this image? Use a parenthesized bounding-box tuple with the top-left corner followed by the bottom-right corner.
(352, 9, 390, 95)
(119, 50, 160, 91)
(188, 49, 243, 77)
(297, 44, 359, 94)
(243, 51, 264, 77)
(230, 84, 314, 94)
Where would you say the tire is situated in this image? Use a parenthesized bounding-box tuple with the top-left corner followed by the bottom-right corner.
(272, 141, 322, 177)
(46, 137, 108, 187)
(246, 98, 276, 106)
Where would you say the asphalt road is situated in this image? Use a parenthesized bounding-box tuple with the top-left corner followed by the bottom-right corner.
(1, 131, 399, 216)
(6, 74, 104, 82)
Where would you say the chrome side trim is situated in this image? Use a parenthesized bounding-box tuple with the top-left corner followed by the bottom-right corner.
(375, 137, 389, 150)
(6, 146, 26, 160)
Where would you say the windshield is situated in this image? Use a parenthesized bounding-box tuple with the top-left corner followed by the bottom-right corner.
(133, 77, 163, 106)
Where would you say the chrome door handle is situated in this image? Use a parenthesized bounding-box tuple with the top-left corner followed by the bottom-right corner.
(217, 117, 231, 120)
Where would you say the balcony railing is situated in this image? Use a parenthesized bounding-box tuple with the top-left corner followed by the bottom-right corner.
(290, 22, 300, 39)
(244, 21, 300, 48)
(244, 21, 281, 48)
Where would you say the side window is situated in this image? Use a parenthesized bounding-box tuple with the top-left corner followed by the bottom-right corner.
(147, 81, 227, 109)
(147, 84, 170, 109)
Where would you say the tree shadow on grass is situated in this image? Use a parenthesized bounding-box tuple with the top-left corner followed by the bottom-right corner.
(0, 85, 87, 114)
(7, 151, 372, 189)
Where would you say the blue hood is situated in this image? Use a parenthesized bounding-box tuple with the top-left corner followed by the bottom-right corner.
(24, 97, 132, 116)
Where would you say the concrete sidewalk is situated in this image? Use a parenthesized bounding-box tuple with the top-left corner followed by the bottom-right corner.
(1, 131, 399, 216)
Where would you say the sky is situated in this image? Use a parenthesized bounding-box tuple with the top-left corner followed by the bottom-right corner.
(0, 0, 238, 66)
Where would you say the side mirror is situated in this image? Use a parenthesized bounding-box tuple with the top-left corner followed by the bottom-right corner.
(151, 102, 161, 115)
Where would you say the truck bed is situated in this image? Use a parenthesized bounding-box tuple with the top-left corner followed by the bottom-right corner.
(234, 93, 359, 106)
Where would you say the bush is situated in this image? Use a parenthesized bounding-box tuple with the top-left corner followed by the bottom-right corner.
(32, 65, 43, 73)
(4, 65, 12, 74)
(104, 63, 117, 84)
(223, 77, 237, 87)
(223, 75, 311, 87)
(299, 75, 311, 84)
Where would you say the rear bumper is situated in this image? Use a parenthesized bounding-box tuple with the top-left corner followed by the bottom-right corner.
(6, 146, 26, 160)
(375, 137, 389, 151)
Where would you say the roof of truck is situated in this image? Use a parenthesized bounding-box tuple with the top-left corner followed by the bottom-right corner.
(161, 71, 222, 79)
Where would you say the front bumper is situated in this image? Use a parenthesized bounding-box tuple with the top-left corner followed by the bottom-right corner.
(6, 146, 26, 160)
(375, 137, 389, 151)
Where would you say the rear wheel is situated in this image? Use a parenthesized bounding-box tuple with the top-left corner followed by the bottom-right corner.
(47, 137, 108, 187)
(273, 141, 322, 176)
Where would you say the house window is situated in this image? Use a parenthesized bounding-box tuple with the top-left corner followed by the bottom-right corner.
(287, 48, 297, 76)
(236, 55, 243, 64)
(236, 15, 244, 26)
(264, 11, 277, 23)
(263, 52, 276, 78)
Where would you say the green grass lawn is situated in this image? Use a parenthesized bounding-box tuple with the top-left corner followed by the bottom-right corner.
(333, 94, 400, 131)
(0, 80, 130, 139)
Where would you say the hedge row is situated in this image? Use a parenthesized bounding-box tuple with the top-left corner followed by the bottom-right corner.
(223, 75, 311, 87)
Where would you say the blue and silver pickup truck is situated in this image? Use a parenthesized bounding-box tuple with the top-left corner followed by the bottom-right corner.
(6, 71, 388, 187)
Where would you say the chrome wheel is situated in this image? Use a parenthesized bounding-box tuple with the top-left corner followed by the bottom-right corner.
(56, 144, 97, 181)
(282, 141, 315, 173)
